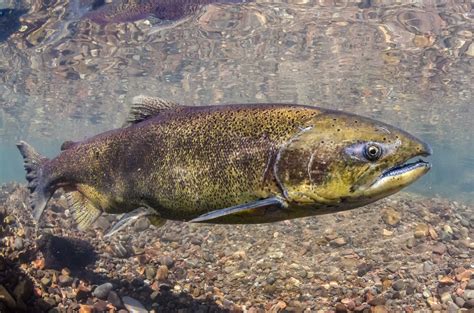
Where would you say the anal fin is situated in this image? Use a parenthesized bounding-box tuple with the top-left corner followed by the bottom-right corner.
(66, 191, 102, 231)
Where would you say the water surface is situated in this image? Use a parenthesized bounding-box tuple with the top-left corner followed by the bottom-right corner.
(0, 0, 472, 203)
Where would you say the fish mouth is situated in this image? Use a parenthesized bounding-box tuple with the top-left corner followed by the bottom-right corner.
(379, 158, 431, 179)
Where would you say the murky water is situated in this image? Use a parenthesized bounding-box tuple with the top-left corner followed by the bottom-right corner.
(0, 0, 472, 204)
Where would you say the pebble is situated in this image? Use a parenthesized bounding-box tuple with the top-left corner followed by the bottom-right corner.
(58, 275, 73, 286)
(372, 305, 388, 313)
(159, 255, 174, 268)
(381, 208, 401, 226)
(156, 265, 169, 281)
(92, 282, 113, 300)
(455, 296, 465, 307)
(446, 301, 459, 313)
(123, 296, 147, 313)
(441, 292, 452, 303)
(465, 290, 474, 300)
(107, 291, 123, 309)
(330, 237, 347, 247)
(432, 243, 447, 254)
(133, 217, 150, 232)
(392, 280, 405, 291)
(467, 279, 474, 289)
(145, 266, 156, 280)
(13, 237, 23, 250)
(414, 223, 429, 238)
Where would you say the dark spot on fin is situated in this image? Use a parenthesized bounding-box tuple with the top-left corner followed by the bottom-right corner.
(125, 95, 181, 126)
(105, 207, 162, 238)
(60, 140, 77, 151)
(16, 141, 52, 221)
(190, 197, 285, 223)
(66, 191, 102, 231)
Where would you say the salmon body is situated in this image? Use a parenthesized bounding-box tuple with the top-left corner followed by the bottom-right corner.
(18, 97, 431, 232)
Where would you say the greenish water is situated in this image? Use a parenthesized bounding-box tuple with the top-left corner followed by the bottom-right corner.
(0, 0, 472, 204)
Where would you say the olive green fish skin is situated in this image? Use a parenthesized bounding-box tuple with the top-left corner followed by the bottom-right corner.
(40, 103, 430, 224)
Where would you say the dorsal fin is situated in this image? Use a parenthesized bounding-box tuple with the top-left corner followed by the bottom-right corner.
(125, 95, 180, 126)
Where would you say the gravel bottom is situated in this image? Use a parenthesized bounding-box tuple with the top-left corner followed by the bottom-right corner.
(0, 183, 472, 313)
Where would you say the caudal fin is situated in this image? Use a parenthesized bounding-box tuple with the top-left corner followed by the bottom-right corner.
(16, 141, 53, 221)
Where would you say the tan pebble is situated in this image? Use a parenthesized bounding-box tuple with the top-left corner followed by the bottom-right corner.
(79, 304, 93, 313)
(269, 301, 286, 313)
(455, 269, 472, 282)
(413, 35, 432, 47)
(466, 43, 474, 57)
(414, 223, 429, 238)
(382, 229, 393, 236)
(382, 279, 392, 290)
(156, 265, 169, 281)
(429, 227, 438, 240)
(371, 305, 388, 313)
(439, 276, 455, 285)
(382, 208, 401, 226)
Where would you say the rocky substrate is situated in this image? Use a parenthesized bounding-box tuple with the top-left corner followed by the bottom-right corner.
(0, 183, 472, 313)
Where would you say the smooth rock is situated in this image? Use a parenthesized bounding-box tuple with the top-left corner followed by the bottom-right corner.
(107, 291, 123, 309)
(13, 279, 33, 302)
(446, 301, 459, 313)
(455, 296, 465, 308)
(92, 283, 113, 300)
(464, 290, 474, 300)
(0, 285, 16, 308)
(58, 275, 73, 286)
(159, 255, 174, 268)
(133, 217, 150, 232)
(467, 279, 474, 290)
(123, 296, 147, 313)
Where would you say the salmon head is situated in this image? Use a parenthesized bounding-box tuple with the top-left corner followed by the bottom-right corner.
(275, 109, 432, 210)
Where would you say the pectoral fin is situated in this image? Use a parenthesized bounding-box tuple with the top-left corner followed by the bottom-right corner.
(104, 207, 163, 238)
(66, 191, 102, 231)
(190, 197, 286, 223)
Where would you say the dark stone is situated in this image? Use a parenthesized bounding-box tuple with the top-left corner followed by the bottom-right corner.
(92, 283, 113, 300)
(107, 291, 124, 309)
(335, 303, 348, 313)
(93, 300, 108, 312)
(357, 263, 372, 277)
(58, 275, 73, 286)
(159, 255, 174, 268)
(392, 280, 405, 291)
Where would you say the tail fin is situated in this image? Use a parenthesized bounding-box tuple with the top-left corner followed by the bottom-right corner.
(16, 141, 53, 221)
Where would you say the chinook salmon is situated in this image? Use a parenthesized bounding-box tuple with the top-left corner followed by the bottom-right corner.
(17, 97, 431, 235)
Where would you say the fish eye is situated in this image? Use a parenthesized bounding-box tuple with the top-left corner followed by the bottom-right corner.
(364, 144, 382, 161)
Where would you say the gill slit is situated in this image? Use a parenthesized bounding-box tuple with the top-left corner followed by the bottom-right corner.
(273, 126, 313, 200)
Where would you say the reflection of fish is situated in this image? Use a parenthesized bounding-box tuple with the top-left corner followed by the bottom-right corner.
(84, 0, 245, 25)
(18, 97, 431, 235)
